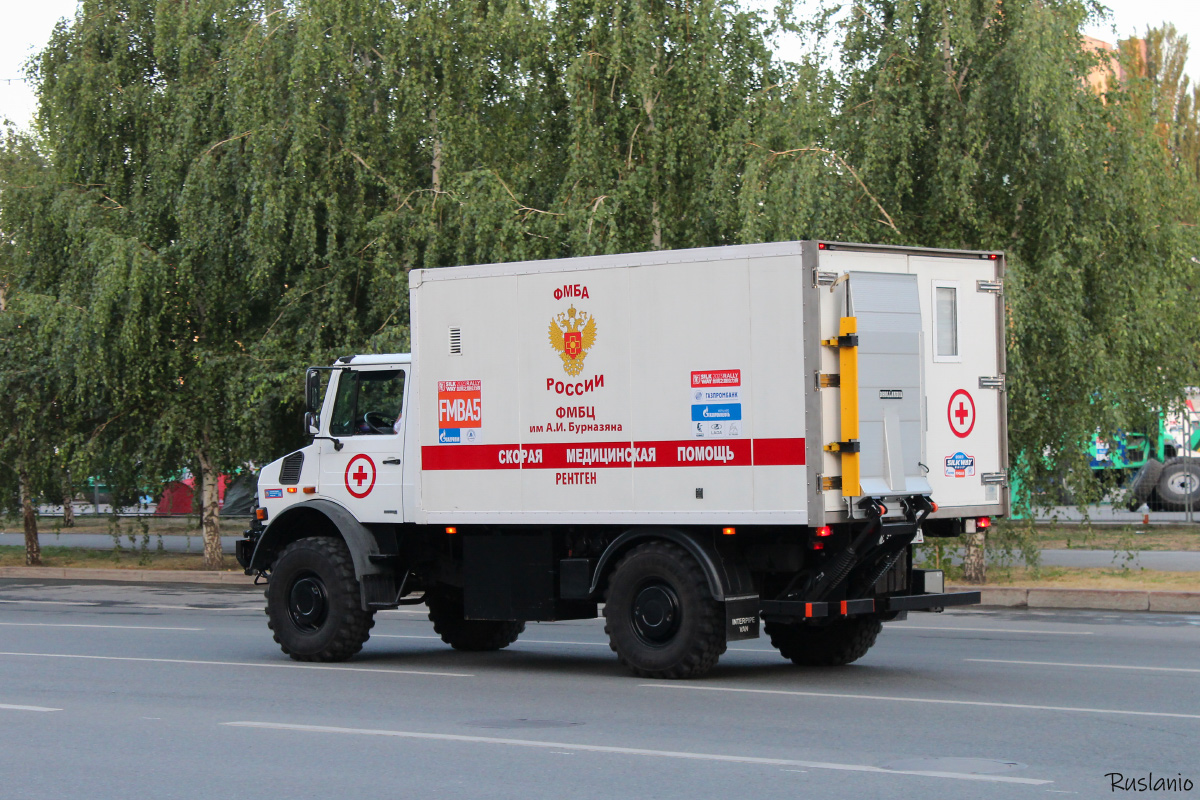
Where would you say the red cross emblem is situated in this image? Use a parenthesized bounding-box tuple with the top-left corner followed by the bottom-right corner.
(947, 389, 976, 438)
(344, 454, 376, 498)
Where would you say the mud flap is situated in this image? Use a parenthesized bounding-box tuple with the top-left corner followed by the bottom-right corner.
(725, 594, 760, 641)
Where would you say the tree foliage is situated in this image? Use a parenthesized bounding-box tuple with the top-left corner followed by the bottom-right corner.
(1, 0, 1198, 555)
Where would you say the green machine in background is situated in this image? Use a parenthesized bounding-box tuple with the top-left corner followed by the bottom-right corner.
(1088, 414, 1200, 511)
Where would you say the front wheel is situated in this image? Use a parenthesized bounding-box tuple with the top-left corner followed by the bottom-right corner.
(765, 617, 882, 666)
(603, 541, 725, 679)
(265, 537, 375, 662)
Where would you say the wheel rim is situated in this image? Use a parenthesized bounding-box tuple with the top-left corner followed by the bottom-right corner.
(288, 572, 329, 633)
(630, 581, 682, 646)
(1167, 471, 1200, 495)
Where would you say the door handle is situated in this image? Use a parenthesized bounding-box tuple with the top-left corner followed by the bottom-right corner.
(382, 458, 402, 465)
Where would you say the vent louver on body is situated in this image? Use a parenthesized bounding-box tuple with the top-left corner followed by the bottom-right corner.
(449, 327, 462, 355)
(279, 452, 304, 485)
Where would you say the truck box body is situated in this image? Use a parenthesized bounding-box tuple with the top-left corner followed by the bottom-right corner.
(409, 240, 1007, 525)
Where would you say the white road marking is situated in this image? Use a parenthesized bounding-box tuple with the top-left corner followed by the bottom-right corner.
(0, 703, 61, 712)
(126, 605, 262, 612)
(891, 625, 1092, 636)
(221, 721, 1052, 785)
(0, 599, 100, 606)
(967, 659, 1200, 674)
(640, 684, 1200, 721)
(0, 622, 203, 632)
(0, 652, 472, 678)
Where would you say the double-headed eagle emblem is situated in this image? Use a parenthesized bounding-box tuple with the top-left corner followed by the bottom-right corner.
(548, 305, 597, 376)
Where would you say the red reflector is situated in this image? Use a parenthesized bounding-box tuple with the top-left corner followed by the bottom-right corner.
(977, 516, 991, 529)
(805, 603, 813, 617)
(931, 501, 938, 512)
(722, 527, 736, 536)
(812, 542, 824, 551)
(840, 600, 848, 615)
(878, 503, 887, 515)
(255, 508, 267, 521)
(816, 526, 833, 537)
(445, 526, 458, 535)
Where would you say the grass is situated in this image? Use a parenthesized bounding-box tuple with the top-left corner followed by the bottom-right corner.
(1022, 523, 1200, 552)
(950, 565, 1200, 592)
(0, 545, 240, 571)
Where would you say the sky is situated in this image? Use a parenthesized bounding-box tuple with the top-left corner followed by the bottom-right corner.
(1, 0, 1199, 130)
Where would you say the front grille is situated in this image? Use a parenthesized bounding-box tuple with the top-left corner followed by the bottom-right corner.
(279, 452, 304, 485)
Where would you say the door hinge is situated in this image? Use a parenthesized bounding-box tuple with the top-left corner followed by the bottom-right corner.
(824, 440, 861, 454)
(978, 376, 1004, 390)
(977, 280, 1003, 294)
(815, 270, 839, 287)
(821, 475, 843, 491)
(980, 471, 1008, 485)
(819, 373, 841, 388)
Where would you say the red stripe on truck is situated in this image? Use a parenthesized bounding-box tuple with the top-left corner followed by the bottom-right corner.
(421, 438, 805, 470)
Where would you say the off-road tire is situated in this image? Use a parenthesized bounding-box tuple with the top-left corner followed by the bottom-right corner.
(1156, 457, 1200, 512)
(1126, 459, 1164, 511)
(603, 541, 726, 679)
(764, 617, 882, 666)
(425, 589, 525, 651)
(265, 537, 375, 662)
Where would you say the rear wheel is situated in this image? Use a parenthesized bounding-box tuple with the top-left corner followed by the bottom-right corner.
(265, 537, 375, 662)
(764, 617, 882, 666)
(425, 588, 525, 651)
(1156, 458, 1200, 512)
(603, 541, 725, 679)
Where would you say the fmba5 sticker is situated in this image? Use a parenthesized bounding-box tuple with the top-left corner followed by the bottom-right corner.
(944, 452, 976, 478)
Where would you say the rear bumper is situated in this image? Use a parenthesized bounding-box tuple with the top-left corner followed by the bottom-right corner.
(760, 591, 981, 620)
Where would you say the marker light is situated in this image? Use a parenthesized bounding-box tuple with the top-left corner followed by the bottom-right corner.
(931, 501, 939, 512)
(445, 527, 458, 535)
(303, 487, 316, 494)
(722, 527, 736, 536)
(816, 526, 833, 537)
(255, 508, 268, 521)
(812, 542, 825, 551)
(977, 516, 992, 529)
(286, 487, 297, 493)
(878, 503, 887, 516)
(818, 242, 827, 250)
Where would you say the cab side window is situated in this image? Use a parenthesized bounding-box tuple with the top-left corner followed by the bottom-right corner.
(329, 370, 406, 436)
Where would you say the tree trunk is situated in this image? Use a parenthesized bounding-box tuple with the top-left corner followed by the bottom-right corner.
(62, 471, 75, 528)
(18, 466, 41, 566)
(196, 448, 223, 570)
(963, 531, 986, 583)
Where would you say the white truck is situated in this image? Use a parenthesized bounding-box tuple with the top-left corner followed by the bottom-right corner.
(237, 241, 1007, 678)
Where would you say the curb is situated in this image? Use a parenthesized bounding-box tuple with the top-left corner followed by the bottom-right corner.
(947, 584, 1200, 613)
(0, 566, 256, 585)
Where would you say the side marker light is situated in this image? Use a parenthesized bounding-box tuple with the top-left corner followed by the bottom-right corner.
(977, 516, 991, 529)
(303, 487, 316, 494)
(286, 487, 297, 494)
(722, 527, 736, 536)
(445, 527, 458, 535)
(255, 508, 267, 521)
(816, 526, 833, 537)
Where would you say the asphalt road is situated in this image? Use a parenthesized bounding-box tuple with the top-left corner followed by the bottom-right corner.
(0, 580, 1196, 798)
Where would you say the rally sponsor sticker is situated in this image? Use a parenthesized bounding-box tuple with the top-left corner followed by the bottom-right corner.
(692, 370, 743, 438)
(944, 452, 976, 478)
(438, 379, 481, 444)
(264, 489, 283, 498)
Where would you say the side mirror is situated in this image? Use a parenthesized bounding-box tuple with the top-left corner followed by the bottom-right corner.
(303, 411, 319, 436)
(305, 369, 322, 413)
